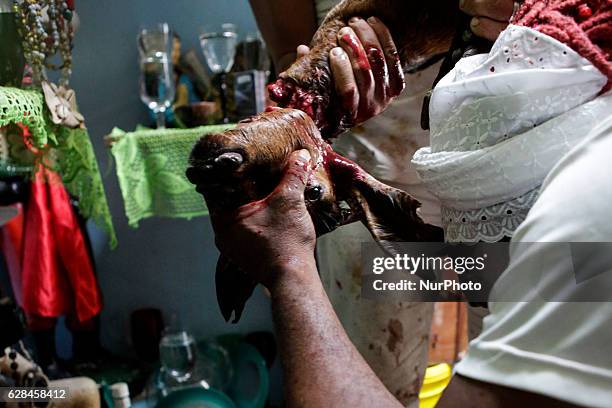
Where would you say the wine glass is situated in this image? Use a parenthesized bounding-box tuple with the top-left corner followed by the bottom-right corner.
(199, 23, 238, 124)
(242, 31, 271, 73)
(138, 23, 175, 129)
(159, 330, 197, 384)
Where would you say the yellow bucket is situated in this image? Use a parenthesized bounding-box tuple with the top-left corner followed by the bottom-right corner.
(419, 363, 452, 408)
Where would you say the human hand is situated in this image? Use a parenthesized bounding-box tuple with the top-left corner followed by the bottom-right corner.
(296, 17, 404, 126)
(210, 150, 317, 289)
(460, 0, 516, 41)
(333, 16, 405, 124)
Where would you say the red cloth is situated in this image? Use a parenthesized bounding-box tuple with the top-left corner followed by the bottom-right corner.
(0, 205, 24, 305)
(17, 166, 102, 323)
(512, 0, 612, 91)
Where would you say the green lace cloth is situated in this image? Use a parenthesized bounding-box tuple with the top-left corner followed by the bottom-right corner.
(0, 86, 52, 147)
(0, 86, 116, 248)
(110, 125, 234, 227)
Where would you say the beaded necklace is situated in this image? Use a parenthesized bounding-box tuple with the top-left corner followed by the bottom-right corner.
(13, 0, 73, 86)
(13, 0, 83, 128)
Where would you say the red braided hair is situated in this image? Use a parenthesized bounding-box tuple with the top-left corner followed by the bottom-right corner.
(512, 0, 612, 91)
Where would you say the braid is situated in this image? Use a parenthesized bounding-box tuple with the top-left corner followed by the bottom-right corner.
(513, 0, 612, 91)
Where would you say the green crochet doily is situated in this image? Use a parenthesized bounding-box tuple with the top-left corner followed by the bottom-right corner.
(0, 86, 116, 248)
(110, 124, 234, 227)
(0, 86, 53, 147)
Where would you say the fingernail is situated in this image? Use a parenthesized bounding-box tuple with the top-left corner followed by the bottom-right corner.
(471, 17, 480, 27)
(367, 16, 379, 25)
(338, 26, 353, 37)
(331, 47, 346, 58)
(297, 149, 311, 161)
(459, 0, 466, 10)
(349, 16, 362, 24)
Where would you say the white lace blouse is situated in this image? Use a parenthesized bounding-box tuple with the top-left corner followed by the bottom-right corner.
(412, 25, 609, 242)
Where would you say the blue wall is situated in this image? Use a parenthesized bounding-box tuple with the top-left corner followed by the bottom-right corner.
(69, 0, 279, 385)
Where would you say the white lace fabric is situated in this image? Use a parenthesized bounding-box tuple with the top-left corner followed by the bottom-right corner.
(412, 25, 609, 242)
(442, 188, 540, 243)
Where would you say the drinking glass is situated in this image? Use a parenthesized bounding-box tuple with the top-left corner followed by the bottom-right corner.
(159, 330, 197, 383)
(241, 31, 271, 73)
(138, 23, 175, 129)
(199, 23, 238, 123)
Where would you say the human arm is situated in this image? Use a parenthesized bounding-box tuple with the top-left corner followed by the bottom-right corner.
(210, 150, 402, 407)
(210, 148, 568, 406)
(248, 0, 318, 73)
(269, 256, 402, 407)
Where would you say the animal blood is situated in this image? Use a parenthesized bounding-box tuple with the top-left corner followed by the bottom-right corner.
(268, 0, 461, 137)
(341, 33, 371, 70)
(367, 47, 389, 93)
(187, 108, 443, 323)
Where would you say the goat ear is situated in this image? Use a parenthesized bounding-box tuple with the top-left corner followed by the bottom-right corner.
(216, 255, 257, 323)
(347, 178, 444, 254)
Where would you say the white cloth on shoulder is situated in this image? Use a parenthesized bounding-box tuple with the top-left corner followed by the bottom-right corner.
(411, 25, 608, 242)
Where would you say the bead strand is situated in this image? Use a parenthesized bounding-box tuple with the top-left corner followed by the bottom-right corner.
(13, 0, 74, 86)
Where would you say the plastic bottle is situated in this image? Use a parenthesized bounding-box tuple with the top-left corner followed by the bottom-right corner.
(111, 382, 132, 408)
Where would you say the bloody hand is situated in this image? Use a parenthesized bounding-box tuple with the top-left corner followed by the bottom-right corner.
(209, 150, 317, 289)
(330, 16, 405, 125)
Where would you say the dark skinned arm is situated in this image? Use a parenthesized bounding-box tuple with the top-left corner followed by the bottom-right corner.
(270, 259, 403, 407)
(248, 0, 318, 73)
(211, 150, 402, 407)
(211, 1, 560, 405)
(209, 151, 581, 407)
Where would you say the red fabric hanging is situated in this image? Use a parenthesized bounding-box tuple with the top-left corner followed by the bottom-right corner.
(19, 165, 102, 323)
(0, 205, 24, 305)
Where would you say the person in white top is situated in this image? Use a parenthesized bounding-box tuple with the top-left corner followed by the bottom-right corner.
(233, 2, 612, 407)
(210, 82, 611, 407)
(454, 114, 612, 407)
(411, 1, 612, 404)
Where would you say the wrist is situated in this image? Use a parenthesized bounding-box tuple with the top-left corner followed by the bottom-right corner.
(266, 254, 318, 293)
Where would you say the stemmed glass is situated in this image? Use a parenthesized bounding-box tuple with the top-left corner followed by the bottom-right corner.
(159, 330, 197, 384)
(138, 23, 175, 129)
(199, 23, 238, 124)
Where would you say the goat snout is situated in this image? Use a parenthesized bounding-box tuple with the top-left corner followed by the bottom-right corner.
(214, 152, 243, 169)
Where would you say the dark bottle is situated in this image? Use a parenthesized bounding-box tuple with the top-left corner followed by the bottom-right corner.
(0, 1, 25, 87)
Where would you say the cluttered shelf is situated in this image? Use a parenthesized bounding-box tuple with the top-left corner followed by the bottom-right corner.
(1, 1, 280, 406)
(0, 85, 116, 246)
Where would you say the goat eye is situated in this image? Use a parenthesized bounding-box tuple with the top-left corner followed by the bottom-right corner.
(305, 184, 324, 201)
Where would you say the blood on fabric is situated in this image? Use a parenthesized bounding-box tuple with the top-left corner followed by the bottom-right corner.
(341, 34, 371, 70)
